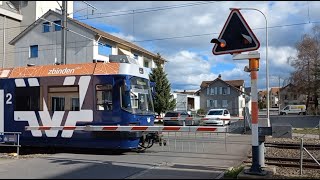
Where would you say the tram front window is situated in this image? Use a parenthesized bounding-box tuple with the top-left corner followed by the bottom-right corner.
(121, 77, 154, 115)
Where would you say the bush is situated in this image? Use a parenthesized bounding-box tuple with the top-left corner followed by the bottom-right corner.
(197, 108, 205, 116)
(224, 165, 244, 179)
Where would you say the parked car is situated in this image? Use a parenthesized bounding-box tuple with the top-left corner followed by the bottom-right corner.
(280, 105, 306, 115)
(201, 109, 230, 126)
(163, 111, 197, 126)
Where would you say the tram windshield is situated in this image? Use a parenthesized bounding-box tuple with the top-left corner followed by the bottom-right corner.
(121, 77, 154, 115)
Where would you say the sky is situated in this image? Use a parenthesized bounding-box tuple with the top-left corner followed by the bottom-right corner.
(72, 1, 320, 91)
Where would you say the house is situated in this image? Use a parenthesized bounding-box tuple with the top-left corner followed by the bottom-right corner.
(172, 90, 200, 115)
(198, 75, 246, 116)
(270, 87, 280, 108)
(9, 10, 166, 68)
(0, 1, 74, 68)
(279, 83, 307, 109)
(258, 90, 267, 102)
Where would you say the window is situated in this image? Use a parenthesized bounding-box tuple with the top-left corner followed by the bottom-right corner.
(48, 86, 79, 111)
(96, 84, 113, 111)
(210, 88, 214, 95)
(144, 60, 149, 68)
(71, 97, 80, 111)
(43, 22, 50, 33)
(222, 100, 228, 107)
(207, 100, 217, 108)
(133, 54, 138, 60)
(54, 20, 61, 31)
(222, 87, 227, 95)
(15, 87, 40, 111)
(52, 97, 65, 111)
(98, 44, 112, 56)
(30, 45, 38, 58)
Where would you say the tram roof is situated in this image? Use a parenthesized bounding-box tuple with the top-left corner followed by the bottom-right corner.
(0, 62, 144, 79)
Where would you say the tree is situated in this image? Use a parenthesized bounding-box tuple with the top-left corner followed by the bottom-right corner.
(149, 53, 176, 116)
(289, 25, 320, 114)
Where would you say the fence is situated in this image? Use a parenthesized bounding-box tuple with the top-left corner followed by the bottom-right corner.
(299, 121, 320, 175)
(25, 120, 249, 153)
(0, 132, 21, 158)
(299, 138, 320, 175)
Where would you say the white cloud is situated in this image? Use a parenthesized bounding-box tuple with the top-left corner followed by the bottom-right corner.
(192, 14, 213, 26)
(165, 50, 218, 90)
(73, 1, 317, 90)
(110, 32, 135, 42)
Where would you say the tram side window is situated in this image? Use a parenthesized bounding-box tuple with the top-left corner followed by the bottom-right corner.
(15, 87, 40, 111)
(48, 85, 79, 111)
(96, 84, 112, 111)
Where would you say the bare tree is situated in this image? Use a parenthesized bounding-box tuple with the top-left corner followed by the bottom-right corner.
(289, 25, 320, 114)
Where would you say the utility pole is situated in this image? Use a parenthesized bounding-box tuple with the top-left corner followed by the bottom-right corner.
(278, 76, 281, 115)
(61, 1, 67, 65)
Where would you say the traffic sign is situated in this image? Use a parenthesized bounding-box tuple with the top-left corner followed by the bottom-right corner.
(212, 9, 260, 55)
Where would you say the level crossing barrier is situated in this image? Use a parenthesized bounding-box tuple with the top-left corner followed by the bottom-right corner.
(159, 116, 245, 133)
(25, 125, 240, 153)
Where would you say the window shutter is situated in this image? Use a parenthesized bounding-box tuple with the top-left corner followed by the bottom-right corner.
(207, 100, 210, 107)
(207, 88, 209, 95)
(220, 87, 222, 95)
(215, 100, 217, 108)
(227, 87, 230, 94)
(214, 87, 217, 95)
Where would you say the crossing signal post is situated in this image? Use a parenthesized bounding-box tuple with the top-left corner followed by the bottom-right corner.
(210, 8, 267, 176)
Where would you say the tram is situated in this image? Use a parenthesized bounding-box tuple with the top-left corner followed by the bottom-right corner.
(0, 56, 157, 150)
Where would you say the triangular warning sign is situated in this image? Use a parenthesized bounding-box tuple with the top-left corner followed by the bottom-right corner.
(212, 9, 260, 55)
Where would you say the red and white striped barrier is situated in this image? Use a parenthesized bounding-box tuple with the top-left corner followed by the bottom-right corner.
(25, 126, 227, 133)
(161, 116, 244, 121)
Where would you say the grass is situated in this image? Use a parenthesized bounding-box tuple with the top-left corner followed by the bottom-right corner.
(293, 128, 320, 135)
(224, 165, 244, 179)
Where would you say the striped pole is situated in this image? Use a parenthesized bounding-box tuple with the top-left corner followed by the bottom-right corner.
(245, 58, 266, 175)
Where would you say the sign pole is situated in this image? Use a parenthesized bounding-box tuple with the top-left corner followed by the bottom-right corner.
(244, 58, 266, 175)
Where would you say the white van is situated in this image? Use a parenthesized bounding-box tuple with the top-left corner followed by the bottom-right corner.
(280, 105, 306, 115)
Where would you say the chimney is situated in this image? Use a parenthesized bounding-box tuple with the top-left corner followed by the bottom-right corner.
(218, 74, 221, 79)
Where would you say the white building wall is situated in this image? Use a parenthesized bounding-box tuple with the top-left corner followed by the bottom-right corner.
(36, 1, 73, 18)
(187, 94, 200, 111)
(14, 13, 94, 66)
(20, 1, 74, 31)
(238, 95, 246, 117)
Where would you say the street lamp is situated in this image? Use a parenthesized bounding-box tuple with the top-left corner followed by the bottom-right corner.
(229, 7, 269, 126)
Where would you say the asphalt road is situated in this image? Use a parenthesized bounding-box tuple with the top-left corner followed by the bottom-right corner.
(0, 133, 251, 179)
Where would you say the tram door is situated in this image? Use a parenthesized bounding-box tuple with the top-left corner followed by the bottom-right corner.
(94, 75, 115, 124)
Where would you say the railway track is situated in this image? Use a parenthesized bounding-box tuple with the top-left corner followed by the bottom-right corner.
(245, 142, 320, 169)
(244, 156, 320, 169)
(264, 142, 320, 150)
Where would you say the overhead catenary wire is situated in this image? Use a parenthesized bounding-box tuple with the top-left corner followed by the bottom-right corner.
(6, 19, 320, 50)
(73, 1, 219, 19)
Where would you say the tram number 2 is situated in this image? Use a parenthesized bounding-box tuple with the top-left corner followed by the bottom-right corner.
(6, 93, 12, 104)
